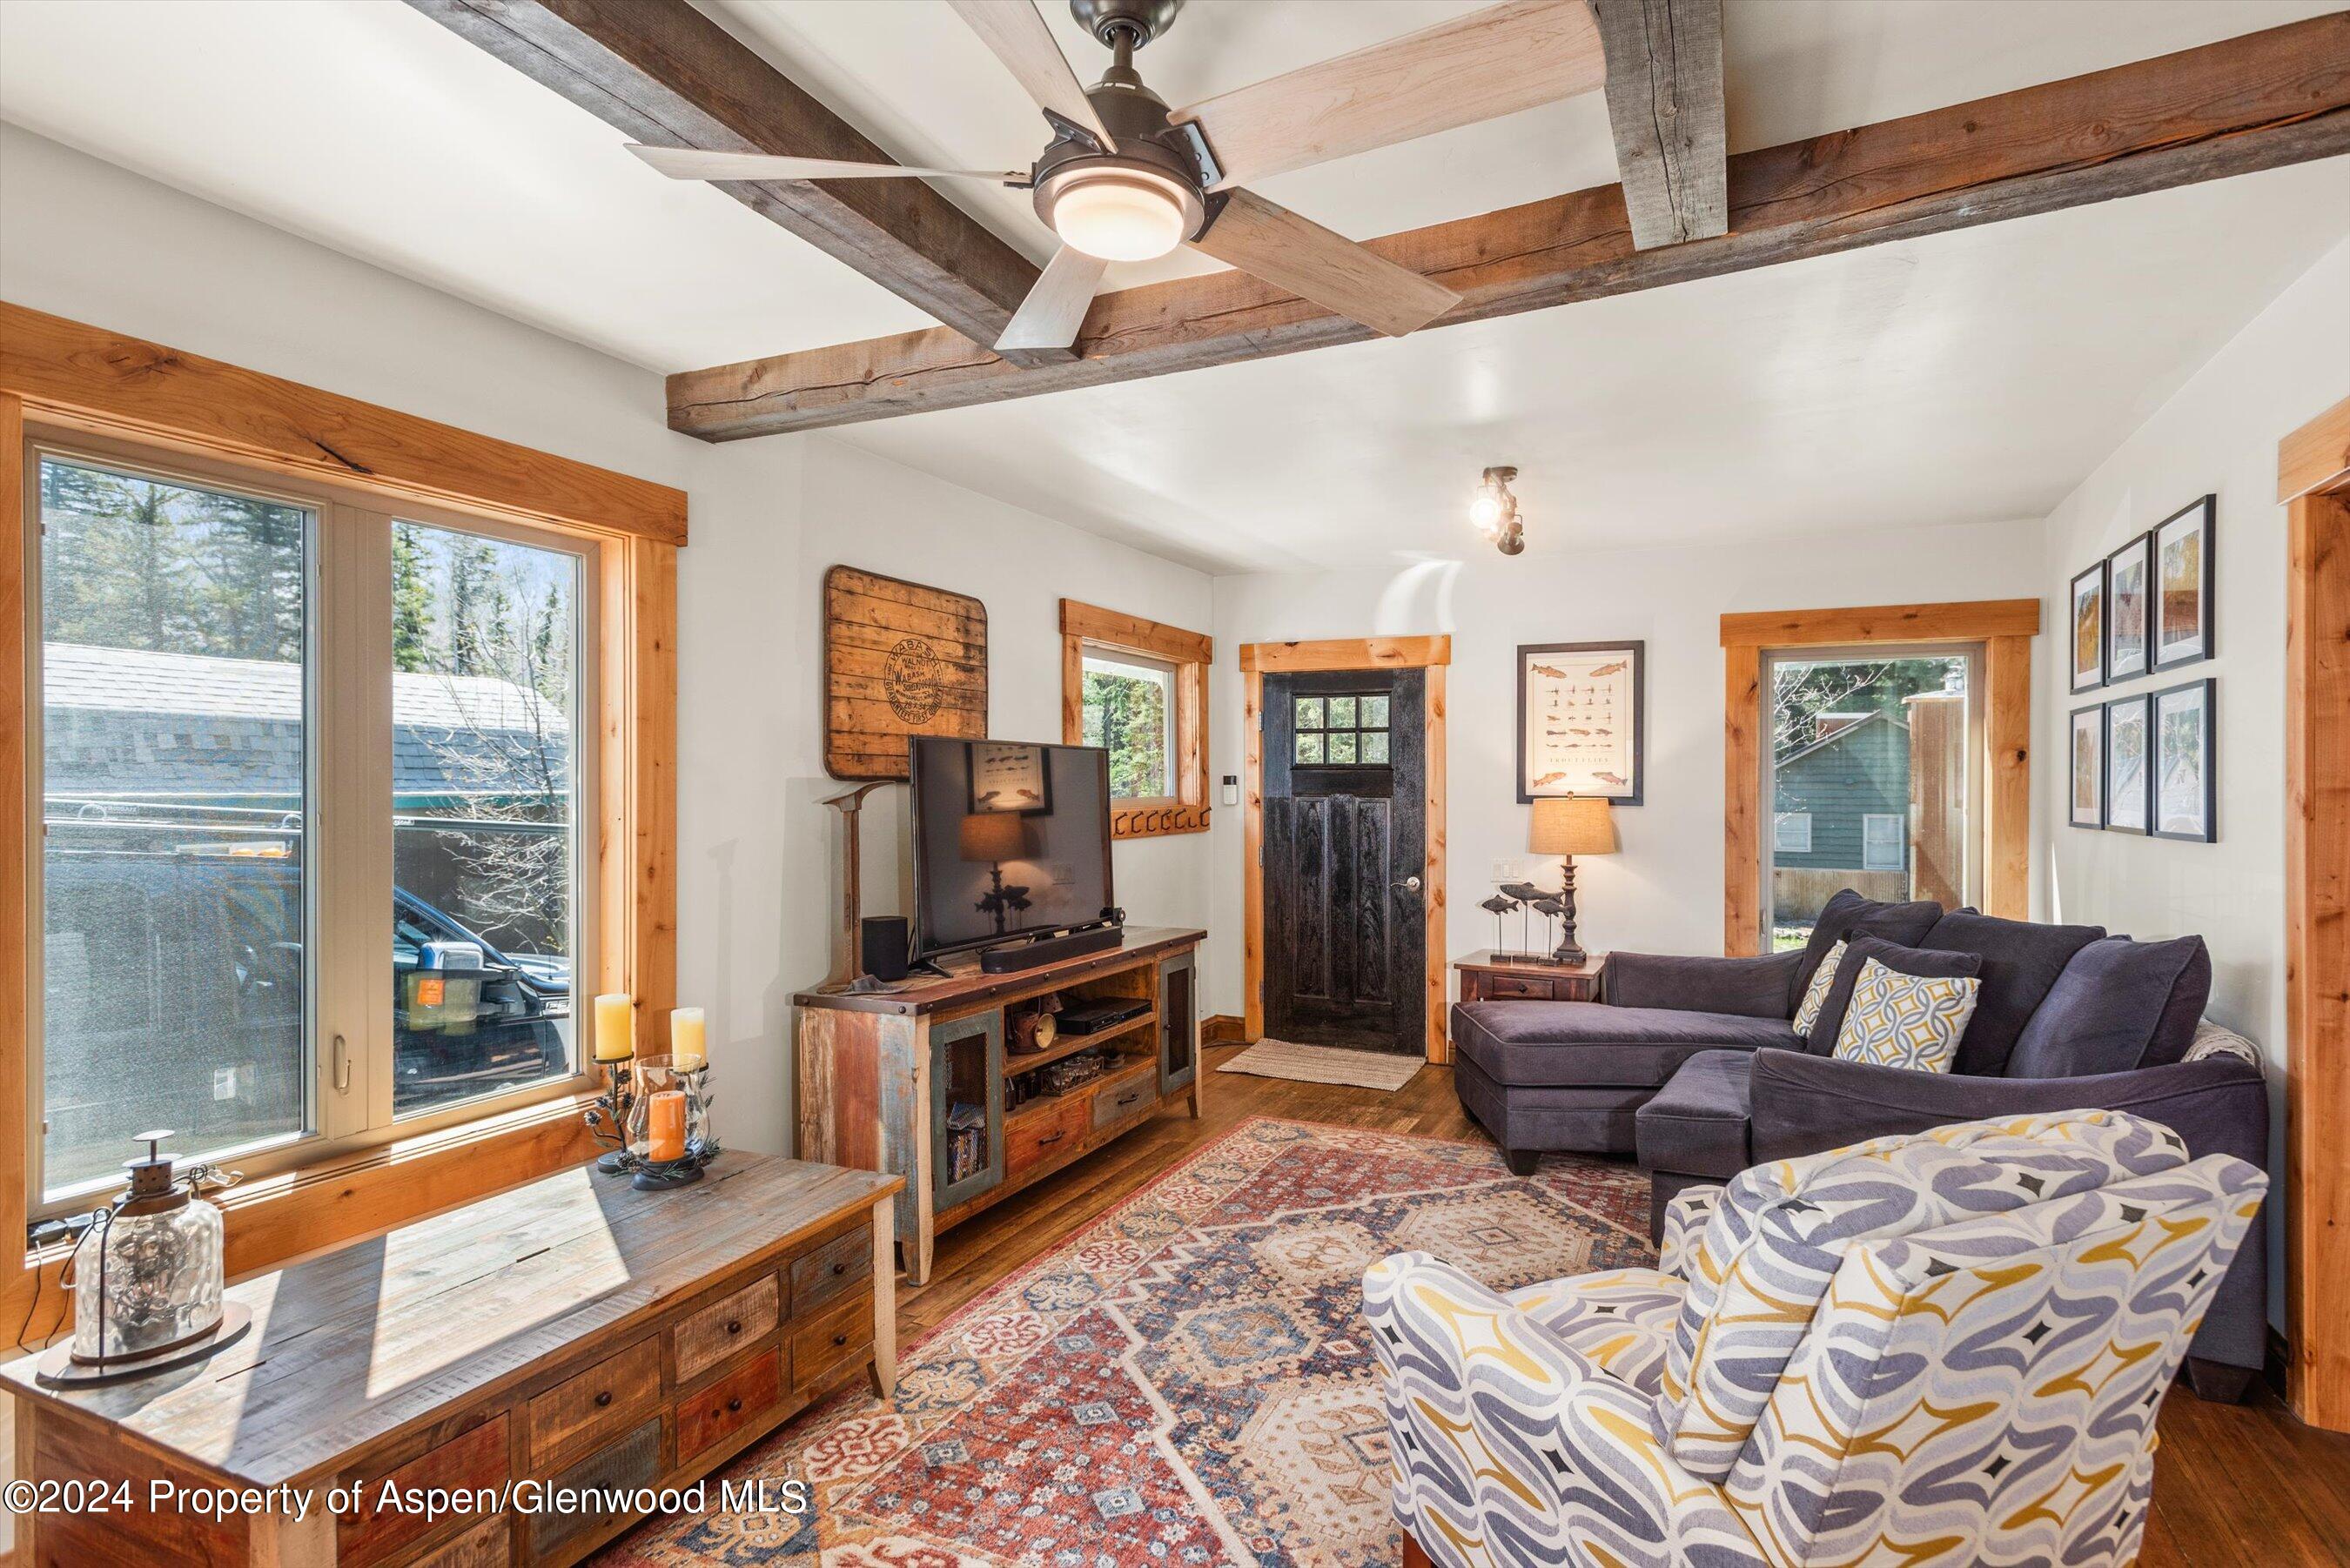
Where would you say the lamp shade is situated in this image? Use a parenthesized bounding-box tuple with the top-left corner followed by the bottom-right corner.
(958, 811, 1035, 864)
(1530, 795, 1617, 856)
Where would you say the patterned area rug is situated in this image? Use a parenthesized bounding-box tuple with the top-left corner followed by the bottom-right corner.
(597, 1116, 1653, 1568)
(1215, 1040, 1426, 1092)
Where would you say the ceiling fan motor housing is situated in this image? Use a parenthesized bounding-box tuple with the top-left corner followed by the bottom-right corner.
(1030, 68, 1212, 245)
(1069, 0, 1184, 50)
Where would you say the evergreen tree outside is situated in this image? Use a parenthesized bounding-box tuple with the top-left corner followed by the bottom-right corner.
(1081, 658, 1171, 798)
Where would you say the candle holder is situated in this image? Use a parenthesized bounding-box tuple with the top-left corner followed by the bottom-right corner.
(621, 1055, 719, 1191)
(585, 1056, 637, 1176)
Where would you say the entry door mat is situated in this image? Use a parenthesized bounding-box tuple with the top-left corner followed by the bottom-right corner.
(596, 1116, 1652, 1568)
(1215, 1038, 1427, 1093)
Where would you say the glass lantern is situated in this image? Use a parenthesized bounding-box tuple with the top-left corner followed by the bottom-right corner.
(70, 1132, 225, 1367)
(624, 1054, 711, 1189)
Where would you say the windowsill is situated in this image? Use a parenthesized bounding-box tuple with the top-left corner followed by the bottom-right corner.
(24, 1087, 602, 1275)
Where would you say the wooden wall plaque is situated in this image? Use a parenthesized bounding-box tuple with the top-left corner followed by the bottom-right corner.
(824, 565, 989, 780)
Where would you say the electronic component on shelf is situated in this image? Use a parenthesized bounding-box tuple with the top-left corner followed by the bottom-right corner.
(1057, 996, 1150, 1035)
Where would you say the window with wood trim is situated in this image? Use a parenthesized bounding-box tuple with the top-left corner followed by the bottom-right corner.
(24, 433, 599, 1216)
(1060, 600, 1210, 839)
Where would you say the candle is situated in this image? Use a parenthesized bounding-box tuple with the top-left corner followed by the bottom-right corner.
(594, 993, 635, 1062)
(647, 1089, 687, 1163)
(671, 1007, 707, 1071)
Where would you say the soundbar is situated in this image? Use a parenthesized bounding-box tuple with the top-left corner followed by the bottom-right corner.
(978, 922, 1125, 975)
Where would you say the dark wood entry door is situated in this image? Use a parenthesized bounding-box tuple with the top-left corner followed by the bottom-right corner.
(1263, 670, 1427, 1054)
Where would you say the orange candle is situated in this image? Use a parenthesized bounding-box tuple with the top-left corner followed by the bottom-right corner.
(647, 1090, 687, 1163)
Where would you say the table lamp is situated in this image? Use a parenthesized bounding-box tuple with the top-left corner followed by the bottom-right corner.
(1529, 795, 1617, 965)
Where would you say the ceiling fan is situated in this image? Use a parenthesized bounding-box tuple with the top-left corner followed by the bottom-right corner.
(625, 0, 1602, 352)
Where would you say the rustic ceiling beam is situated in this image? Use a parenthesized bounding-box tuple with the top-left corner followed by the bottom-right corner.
(666, 11, 2350, 440)
(1588, 0, 1728, 248)
(405, 0, 1070, 366)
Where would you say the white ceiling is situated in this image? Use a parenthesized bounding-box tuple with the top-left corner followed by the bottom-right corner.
(3, 1, 2344, 573)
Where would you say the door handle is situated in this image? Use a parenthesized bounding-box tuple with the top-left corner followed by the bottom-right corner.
(1393, 875, 1423, 893)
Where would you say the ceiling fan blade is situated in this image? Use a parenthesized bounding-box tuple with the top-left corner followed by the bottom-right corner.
(1172, 0, 1605, 190)
(995, 245, 1109, 352)
(1188, 190, 1458, 338)
(947, 0, 1117, 151)
(625, 145, 1020, 184)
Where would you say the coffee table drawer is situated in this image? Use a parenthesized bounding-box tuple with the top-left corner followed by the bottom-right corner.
(527, 1337, 660, 1464)
(789, 1223, 872, 1317)
(677, 1348, 783, 1463)
(674, 1272, 781, 1386)
(790, 1288, 874, 1393)
(531, 1417, 660, 1557)
(337, 1415, 507, 1568)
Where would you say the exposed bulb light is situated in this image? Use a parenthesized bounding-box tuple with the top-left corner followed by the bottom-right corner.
(1470, 466, 1523, 555)
(1049, 173, 1188, 262)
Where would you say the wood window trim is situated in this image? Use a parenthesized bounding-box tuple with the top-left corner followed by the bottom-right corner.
(1059, 599, 1212, 840)
(1721, 600, 2039, 954)
(0, 306, 682, 1341)
(1238, 636, 1450, 1063)
(2283, 391, 2350, 1432)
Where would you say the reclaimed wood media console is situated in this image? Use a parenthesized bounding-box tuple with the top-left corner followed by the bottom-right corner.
(796, 926, 1204, 1284)
(2, 1154, 899, 1567)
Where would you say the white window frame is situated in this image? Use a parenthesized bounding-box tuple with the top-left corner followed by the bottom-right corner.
(23, 430, 599, 1220)
(1081, 647, 1178, 803)
(1861, 813, 1907, 872)
(1773, 812, 1813, 854)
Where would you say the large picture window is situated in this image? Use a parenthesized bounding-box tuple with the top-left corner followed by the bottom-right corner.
(27, 443, 592, 1212)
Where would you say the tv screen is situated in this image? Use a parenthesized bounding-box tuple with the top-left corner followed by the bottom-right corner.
(909, 737, 1115, 961)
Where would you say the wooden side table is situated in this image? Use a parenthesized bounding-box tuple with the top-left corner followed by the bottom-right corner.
(1454, 950, 1607, 1003)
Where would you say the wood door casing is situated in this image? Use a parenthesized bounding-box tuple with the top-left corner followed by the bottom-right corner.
(1261, 670, 1427, 1054)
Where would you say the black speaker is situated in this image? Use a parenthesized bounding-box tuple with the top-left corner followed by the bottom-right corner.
(861, 915, 910, 982)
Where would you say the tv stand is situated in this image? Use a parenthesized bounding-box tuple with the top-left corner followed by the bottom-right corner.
(980, 922, 1124, 974)
(795, 925, 1204, 1285)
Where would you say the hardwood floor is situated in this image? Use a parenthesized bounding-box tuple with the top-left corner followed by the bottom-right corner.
(902, 1045, 2350, 1567)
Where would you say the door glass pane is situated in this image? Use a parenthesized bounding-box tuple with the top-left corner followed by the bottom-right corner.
(1295, 732, 1324, 765)
(37, 456, 310, 1197)
(1327, 695, 1357, 727)
(1083, 649, 1173, 798)
(1293, 696, 1324, 730)
(1362, 694, 1389, 727)
(1361, 731, 1390, 764)
(392, 523, 579, 1117)
(1327, 732, 1359, 764)
(1764, 652, 1971, 951)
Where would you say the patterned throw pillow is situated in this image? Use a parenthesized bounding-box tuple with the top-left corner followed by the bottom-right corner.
(1832, 956, 1979, 1071)
(1792, 939, 1844, 1036)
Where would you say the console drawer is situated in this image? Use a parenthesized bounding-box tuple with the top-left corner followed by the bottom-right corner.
(674, 1272, 781, 1386)
(1091, 1064, 1158, 1129)
(1007, 1096, 1088, 1180)
(527, 1337, 660, 1465)
(789, 1223, 872, 1317)
(677, 1348, 784, 1463)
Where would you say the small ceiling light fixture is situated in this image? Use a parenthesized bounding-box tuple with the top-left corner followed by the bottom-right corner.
(1470, 466, 1524, 555)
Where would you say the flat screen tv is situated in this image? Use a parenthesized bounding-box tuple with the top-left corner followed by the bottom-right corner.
(909, 736, 1116, 962)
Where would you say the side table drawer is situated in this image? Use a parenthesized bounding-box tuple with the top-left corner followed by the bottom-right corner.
(337, 1415, 508, 1568)
(1484, 974, 1557, 1000)
(674, 1272, 781, 1386)
(790, 1287, 875, 1393)
(789, 1223, 873, 1317)
(527, 1337, 661, 1465)
(677, 1348, 784, 1463)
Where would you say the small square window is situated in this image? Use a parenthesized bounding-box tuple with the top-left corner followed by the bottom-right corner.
(1295, 732, 1324, 764)
(1328, 695, 1357, 727)
(1362, 731, 1389, 763)
(1363, 694, 1389, 727)
(1328, 732, 1359, 764)
(1295, 697, 1325, 730)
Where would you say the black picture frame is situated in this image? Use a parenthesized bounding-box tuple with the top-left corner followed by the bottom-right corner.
(2105, 529, 2152, 683)
(1516, 640, 1644, 805)
(964, 740, 1055, 815)
(2150, 677, 2218, 842)
(2068, 705, 2105, 830)
(2151, 494, 2216, 672)
(2069, 560, 2107, 694)
(2103, 692, 2152, 834)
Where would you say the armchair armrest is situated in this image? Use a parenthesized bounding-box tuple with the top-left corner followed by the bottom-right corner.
(1660, 1185, 1721, 1282)
(1604, 950, 1803, 1018)
(1747, 1048, 2267, 1168)
(1364, 1251, 1756, 1568)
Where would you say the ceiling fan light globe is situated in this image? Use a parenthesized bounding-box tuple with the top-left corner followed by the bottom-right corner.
(1050, 177, 1186, 262)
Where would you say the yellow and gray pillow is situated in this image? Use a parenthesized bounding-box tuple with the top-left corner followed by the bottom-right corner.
(1832, 957, 1980, 1072)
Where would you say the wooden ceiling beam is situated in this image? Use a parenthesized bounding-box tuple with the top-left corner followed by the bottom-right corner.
(666, 12, 2350, 440)
(1588, 0, 1728, 248)
(405, 0, 1070, 366)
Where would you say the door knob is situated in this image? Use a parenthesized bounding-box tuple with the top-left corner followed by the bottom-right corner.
(1393, 875, 1423, 892)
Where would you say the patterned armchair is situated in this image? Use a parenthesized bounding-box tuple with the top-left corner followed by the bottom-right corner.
(1366, 1109, 2266, 1568)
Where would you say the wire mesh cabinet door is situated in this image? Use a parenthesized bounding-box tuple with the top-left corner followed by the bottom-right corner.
(930, 1011, 1004, 1210)
(1158, 949, 1198, 1095)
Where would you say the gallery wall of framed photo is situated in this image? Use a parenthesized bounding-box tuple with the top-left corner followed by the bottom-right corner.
(2067, 495, 2217, 842)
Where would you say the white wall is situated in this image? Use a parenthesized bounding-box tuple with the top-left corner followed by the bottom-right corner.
(2033, 235, 2350, 1325)
(1202, 516, 2050, 1017)
(0, 124, 1215, 1169)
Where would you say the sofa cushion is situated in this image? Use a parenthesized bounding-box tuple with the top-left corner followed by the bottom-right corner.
(1804, 935, 1983, 1055)
(1788, 888, 1944, 1013)
(1606, 950, 1803, 1019)
(1790, 941, 1844, 1037)
(1830, 959, 1978, 1072)
(1451, 1000, 1798, 1088)
(2005, 935, 2212, 1078)
(1635, 1049, 1755, 1179)
(1919, 909, 2105, 1075)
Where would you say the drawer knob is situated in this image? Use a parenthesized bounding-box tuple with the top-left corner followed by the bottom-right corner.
(832, 1333, 849, 1348)
(726, 1319, 742, 1336)
(832, 1261, 847, 1276)
(726, 1397, 743, 1414)
(594, 1390, 613, 1408)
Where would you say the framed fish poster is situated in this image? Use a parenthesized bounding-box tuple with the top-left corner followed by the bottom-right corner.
(1518, 641, 1644, 805)
(967, 740, 1052, 814)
